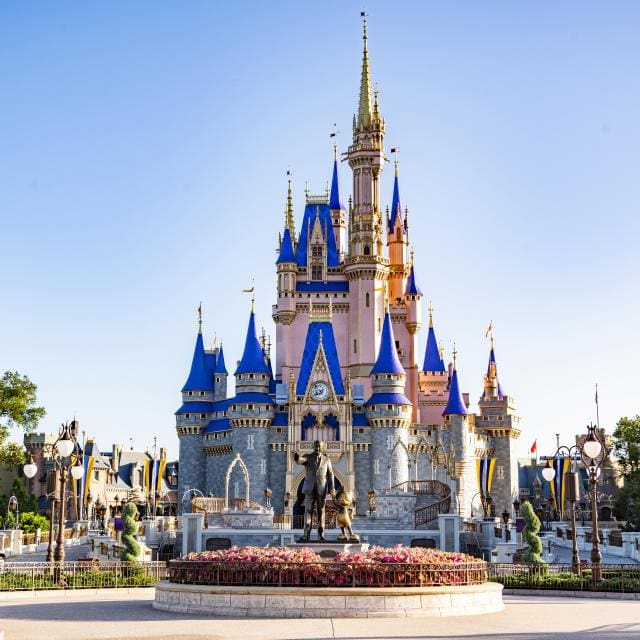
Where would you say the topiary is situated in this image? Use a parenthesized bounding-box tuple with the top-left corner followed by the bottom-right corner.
(121, 501, 140, 562)
(521, 500, 545, 564)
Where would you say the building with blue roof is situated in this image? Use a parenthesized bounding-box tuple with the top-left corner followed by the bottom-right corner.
(175, 16, 523, 532)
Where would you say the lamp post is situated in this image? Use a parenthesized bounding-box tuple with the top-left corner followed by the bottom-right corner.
(581, 423, 605, 585)
(501, 508, 510, 542)
(512, 498, 521, 518)
(23, 421, 83, 580)
(7, 496, 18, 529)
(541, 441, 581, 574)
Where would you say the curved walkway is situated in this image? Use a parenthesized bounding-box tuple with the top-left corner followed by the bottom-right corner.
(1, 589, 640, 639)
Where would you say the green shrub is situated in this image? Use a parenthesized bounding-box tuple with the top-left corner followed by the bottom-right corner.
(521, 501, 544, 564)
(19, 511, 50, 533)
(121, 502, 140, 562)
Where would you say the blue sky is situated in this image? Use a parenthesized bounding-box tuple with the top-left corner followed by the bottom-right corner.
(2, 2, 639, 459)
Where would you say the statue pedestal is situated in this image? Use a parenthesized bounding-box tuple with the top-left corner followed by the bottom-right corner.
(288, 541, 369, 558)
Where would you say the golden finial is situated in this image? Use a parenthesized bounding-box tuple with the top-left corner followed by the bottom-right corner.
(439, 344, 444, 359)
(197, 302, 202, 333)
(452, 342, 458, 369)
(213, 333, 217, 349)
(410, 247, 415, 266)
(428, 300, 433, 328)
(242, 280, 255, 313)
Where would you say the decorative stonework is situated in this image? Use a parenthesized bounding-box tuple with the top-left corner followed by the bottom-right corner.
(153, 582, 504, 617)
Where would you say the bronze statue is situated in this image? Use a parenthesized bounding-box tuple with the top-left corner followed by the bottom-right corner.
(335, 487, 360, 542)
(293, 440, 335, 541)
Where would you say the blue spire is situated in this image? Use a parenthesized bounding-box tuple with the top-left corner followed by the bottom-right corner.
(443, 368, 468, 416)
(276, 228, 296, 264)
(235, 311, 271, 375)
(404, 264, 422, 296)
(214, 345, 227, 375)
(487, 344, 505, 397)
(329, 158, 344, 210)
(423, 307, 445, 373)
(371, 312, 405, 375)
(389, 163, 402, 232)
(182, 331, 214, 392)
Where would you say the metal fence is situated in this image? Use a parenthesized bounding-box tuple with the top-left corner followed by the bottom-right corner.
(490, 563, 640, 593)
(0, 561, 167, 591)
(168, 560, 488, 588)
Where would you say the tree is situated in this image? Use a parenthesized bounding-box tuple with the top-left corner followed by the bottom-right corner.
(612, 415, 640, 479)
(521, 500, 545, 564)
(0, 371, 46, 467)
(121, 502, 141, 562)
(612, 415, 640, 525)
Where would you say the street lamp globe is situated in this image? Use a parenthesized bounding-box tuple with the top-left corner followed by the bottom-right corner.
(541, 467, 555, 482)
(23, 456, 38, 479)
(71, 464, 84, 480)
(56, 433, 75, 458)
(582, 429, 602, 461)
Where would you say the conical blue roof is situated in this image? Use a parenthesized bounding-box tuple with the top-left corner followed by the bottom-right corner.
(214, 346, 227, 374)
(405, 264, 422, 296)
(443, 368, 468, 416)
(371, 313, 405, 375)
(276, 228, 296, 264)
(329, 159, 344, 210)
(423, 326, 445, 373)
(235, 312, 271, 375)
(389, 172, 402, 232)
(487, 347, 505, 397)
(182, 332, 214, 392)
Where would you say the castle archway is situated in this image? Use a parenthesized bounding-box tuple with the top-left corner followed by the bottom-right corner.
(224, 453, 250, 508)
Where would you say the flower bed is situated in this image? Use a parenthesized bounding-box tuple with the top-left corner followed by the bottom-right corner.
(170, 545, 487, 588)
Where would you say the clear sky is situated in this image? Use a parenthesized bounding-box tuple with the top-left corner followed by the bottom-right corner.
(2, 2, 639, 460)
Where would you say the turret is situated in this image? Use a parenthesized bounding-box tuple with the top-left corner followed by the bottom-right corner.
(213, 345, 228, 401)
(347, 14, 386, 260)
(229, 305, 274, 505)
(365, 311, 412, 491)
(345, 16, 389, 382)
(176, 307, 212, 512)
(328, 150, 347, 260)
(234, 305, 271, 394)
(403, 260, 422, 334)
(387, 161, 409, 303)
(417, 304, 448, 426)
(442, 351, 475, 518)
(476, 331, 520, 518)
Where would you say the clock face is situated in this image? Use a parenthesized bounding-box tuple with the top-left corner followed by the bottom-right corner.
(310, 381, 330, 401)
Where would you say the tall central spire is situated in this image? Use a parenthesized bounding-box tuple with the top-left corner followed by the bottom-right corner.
(284, 174, 295, 240)
(357, 13, 372, 130)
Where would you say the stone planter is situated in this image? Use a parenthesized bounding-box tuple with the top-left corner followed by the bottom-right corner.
(153, 581, 503, 617)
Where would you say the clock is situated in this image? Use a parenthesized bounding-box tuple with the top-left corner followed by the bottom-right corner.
(310, 381, 330, 401)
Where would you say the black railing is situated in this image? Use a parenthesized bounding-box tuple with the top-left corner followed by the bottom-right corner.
(490, 563, 640, 593)
(0, 561, 167, 591)
(168, 559, 488, 588)
(415, 495, 451, 528)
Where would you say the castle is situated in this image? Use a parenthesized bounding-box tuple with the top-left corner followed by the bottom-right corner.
(176, 18, 522, 532)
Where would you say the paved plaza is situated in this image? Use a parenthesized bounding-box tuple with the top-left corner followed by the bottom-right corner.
(1, 590, 639, 640)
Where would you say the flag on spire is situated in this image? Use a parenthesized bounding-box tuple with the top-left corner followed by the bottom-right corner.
(530, 439, 537, 455)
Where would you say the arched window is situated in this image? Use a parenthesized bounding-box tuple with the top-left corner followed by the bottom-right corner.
(365, 292, 370, 307)
(363, 245, 371, 256)
(353, 339, 357, 354)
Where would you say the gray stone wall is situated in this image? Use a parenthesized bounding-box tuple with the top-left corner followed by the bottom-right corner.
(232, 426, 270, 505)
(268, 449, 287, 513)
(354, 449, 371, 514)
(491, 434, 519, 515)
(369, 426, 409, 492)
(206, 452, 234, 497)
(213, 374, 228, 401)
(178, 434, 205, 513)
